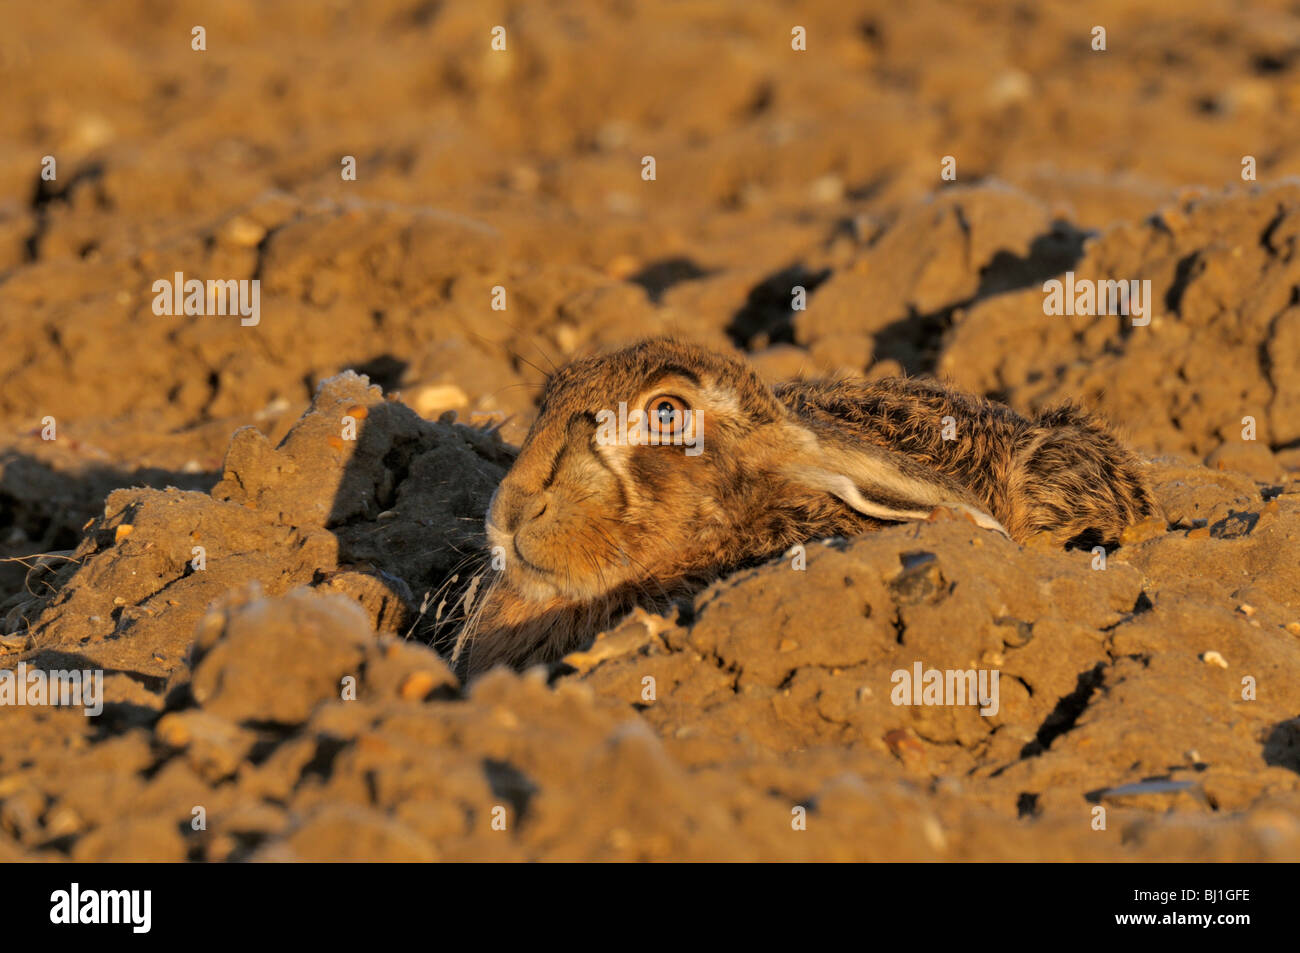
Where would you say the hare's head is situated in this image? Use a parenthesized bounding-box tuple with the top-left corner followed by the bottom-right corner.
(482, 337, 790, 605)
(454, 337, 1003, 673)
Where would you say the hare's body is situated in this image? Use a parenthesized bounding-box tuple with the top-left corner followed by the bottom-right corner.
(780, 376, 1153, 546)
(450, 339, 1154, 675)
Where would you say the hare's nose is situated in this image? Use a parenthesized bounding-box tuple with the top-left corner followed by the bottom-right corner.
(521, 494, 549, 525)
(495, 486, 552, 533)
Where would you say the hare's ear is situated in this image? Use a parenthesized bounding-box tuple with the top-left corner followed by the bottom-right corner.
(782, 433, 1010, 537)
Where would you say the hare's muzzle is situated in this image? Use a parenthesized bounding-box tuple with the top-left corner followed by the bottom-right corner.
(489, 482, 550, 535)
(485, 481, 562, 588)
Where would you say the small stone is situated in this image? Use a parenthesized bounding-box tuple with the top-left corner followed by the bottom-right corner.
(809, 174, 844, 204)
(986, 69, 1032, 107)
(1097, 779, 1211, 811)
(0, 634, 35, 654)
(507, 165, 541, 193)
(884, 728, 926, 767)
(1205, 441, 1279, 482)
(43, 804, 82, 838)
(921, 815, 948, 852)
(399, 670, 440, 701)
(554, 323, 580, 354)
(412, 383, 470, 418)
(154, 709, 257, 781)
(1120, 516, 1166, 545)
(0, 789, 44, 838)
(220, 215, 266, 247)
(605, 254, 641, 280)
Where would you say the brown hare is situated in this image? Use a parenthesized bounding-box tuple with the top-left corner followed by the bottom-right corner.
(448, 337, 1154, 675)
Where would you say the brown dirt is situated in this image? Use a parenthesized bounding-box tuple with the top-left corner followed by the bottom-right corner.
(1, 0, 1299, 861)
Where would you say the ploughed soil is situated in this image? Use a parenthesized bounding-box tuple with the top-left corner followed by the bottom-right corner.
(1, 0, 1299, 860)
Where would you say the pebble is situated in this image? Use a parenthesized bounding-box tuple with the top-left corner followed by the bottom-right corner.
(220, 215, 266, 247)
(605, 254, 640, 280)
(809, 174, 844, 204)
(1120, 516, 1166, 544)
(399, 670, 440, 701)
(884, 728, 926, 766)
(412, 383, 469, 418)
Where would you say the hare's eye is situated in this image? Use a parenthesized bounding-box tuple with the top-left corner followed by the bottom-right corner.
(645, 394, 689, 436)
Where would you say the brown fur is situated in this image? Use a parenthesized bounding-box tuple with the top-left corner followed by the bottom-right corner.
(448, 338, 1155, 675)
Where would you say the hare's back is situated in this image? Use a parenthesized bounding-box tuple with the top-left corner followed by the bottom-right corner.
(774, 376, 1028, 492)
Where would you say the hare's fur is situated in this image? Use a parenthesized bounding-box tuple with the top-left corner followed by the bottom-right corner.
(449, 338, 1154, 674)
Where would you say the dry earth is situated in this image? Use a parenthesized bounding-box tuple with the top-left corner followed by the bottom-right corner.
(1, 0, 1298, 860)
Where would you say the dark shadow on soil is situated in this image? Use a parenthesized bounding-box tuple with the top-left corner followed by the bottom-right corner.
(0, 450, 218, 600)
(342, 354, 408, 392)
(1263, 716, 1300, 774)
(727, 263, 832, 350)
(628, 256, 713, 303)
(325, 399, 510, 658)
(873, 220, 1089, 375)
